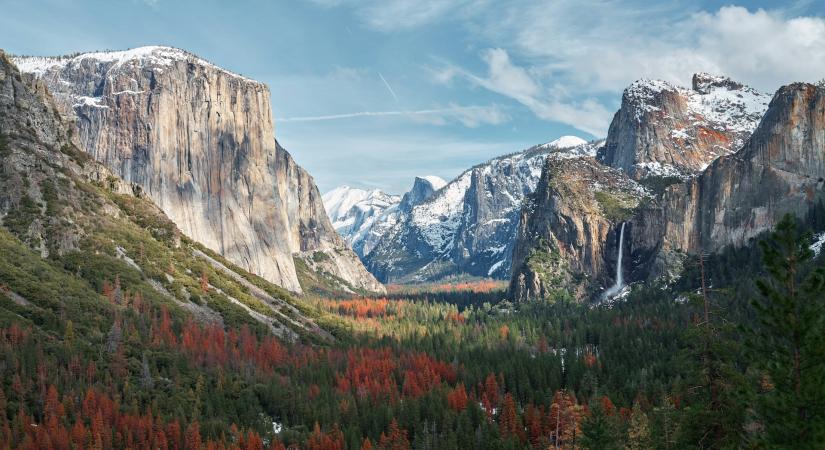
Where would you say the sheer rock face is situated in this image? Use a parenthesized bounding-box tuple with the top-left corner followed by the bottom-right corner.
(508, 156, 646, 301)
(398, 176, 445, 213)
(634, 82, 825, 281)
(598, 74, 770, 179)
(13, 47, 383, 294)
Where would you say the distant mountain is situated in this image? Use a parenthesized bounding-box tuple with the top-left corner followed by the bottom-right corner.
(13, 46, 383, 295)
(323, 186, 403, 257)
(598, 73, 770, 179)
(398, 176, 447, 213)
(360, 137, 600, 283)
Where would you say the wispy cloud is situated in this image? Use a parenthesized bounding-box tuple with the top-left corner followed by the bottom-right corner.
(277, 104, 508, 128)
(437, 48, 612, 136)
(279, 131, 529, 193)
(378, 72, 399, 103)
(308, 0, 478, 31)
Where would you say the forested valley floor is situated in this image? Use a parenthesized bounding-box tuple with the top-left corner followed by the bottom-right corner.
(1, 212, 823, 449)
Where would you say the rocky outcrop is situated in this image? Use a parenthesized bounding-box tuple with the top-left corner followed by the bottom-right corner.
(0, 49, 83, 257)
(633, 82, 825, 281)
(398, 176, 445, 213)
(598, 73, 770, 179)
(509, 155, 647, 301)
(364, 137, 600, 282)
(13, 46, 383, 294)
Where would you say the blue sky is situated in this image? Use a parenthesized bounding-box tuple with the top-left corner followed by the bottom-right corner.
(1, 0, 824, 193)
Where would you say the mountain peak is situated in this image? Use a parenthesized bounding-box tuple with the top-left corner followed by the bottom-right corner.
(691, 72, 745, 94)
(415, 175, 447, 190)
(602, 74, 771, 179)
(541, 135, 589, 149)
(400, 176, 446, 213)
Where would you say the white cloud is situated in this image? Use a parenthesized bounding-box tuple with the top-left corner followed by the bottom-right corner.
(430, 3, 825, 136)
(690, 7, 825, 90)
(496, 3, 825, 93)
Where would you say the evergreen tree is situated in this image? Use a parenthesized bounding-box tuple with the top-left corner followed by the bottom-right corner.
(626, 402, 650, 450)
(579, 397, 621, 450)
(677, 256, 747, 449)
(747, 215, 825, 447)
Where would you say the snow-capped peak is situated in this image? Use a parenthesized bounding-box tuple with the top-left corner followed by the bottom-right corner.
(623, 74, 770, 134)
(541, 135, 588, 150)
(323, 186, 370, 221)
(417, 175, 447, 190)
(323, 186, 400, 222)
(13, 46, 258, 84)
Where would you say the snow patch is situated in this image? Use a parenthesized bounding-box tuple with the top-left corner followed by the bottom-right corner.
(73, 96, 107, 109)
(419, 175, 447, 190)
(541, 135, 588, 149)
(811, 232, 825, 256)
(13, 46, 260, 84)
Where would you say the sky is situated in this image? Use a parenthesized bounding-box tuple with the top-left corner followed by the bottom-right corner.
(1, 0, 824, 194)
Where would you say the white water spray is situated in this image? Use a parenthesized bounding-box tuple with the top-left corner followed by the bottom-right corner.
(602, 222, 626, 300)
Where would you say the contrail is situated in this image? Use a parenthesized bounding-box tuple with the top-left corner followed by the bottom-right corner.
(378, 72, 400, 103)
(277, 107, 467, 122)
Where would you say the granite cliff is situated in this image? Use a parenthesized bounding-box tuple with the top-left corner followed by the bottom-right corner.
(13, 46, 383, 294)
(510, 76, 825, 302)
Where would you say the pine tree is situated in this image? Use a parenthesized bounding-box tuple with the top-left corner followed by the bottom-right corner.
(184, 421, 202, 450)
(625, 402, 650, 450)
(579, 396, 620, 450)
(747, 215, 825, 447)
(378, 419, 410, 450)
(498, 393, 522, 441)
(678, 255, 747, 448)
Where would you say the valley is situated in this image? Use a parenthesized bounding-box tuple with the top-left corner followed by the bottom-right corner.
(0, 35, 823, 450)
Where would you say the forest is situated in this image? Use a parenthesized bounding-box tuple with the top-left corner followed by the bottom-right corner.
(0, 211, 822, 449)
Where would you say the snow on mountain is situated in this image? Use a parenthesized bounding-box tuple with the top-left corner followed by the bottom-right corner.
(364, 139, 601, 282)
(322, 186, 401, 254)
(540, 135, 589, 150)
(13, 46, 258, 83)
(419, 175, 447, 190)
(811, 232, 825, 257)
(624, 74, 769, 136)
(600, 73, 771, 179)
(324, 186, 373, 222)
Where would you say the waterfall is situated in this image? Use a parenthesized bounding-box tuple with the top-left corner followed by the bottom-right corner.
(602, 222, 626, 300)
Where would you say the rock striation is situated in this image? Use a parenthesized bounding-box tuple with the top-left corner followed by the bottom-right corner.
(13, 46, 383, 294)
